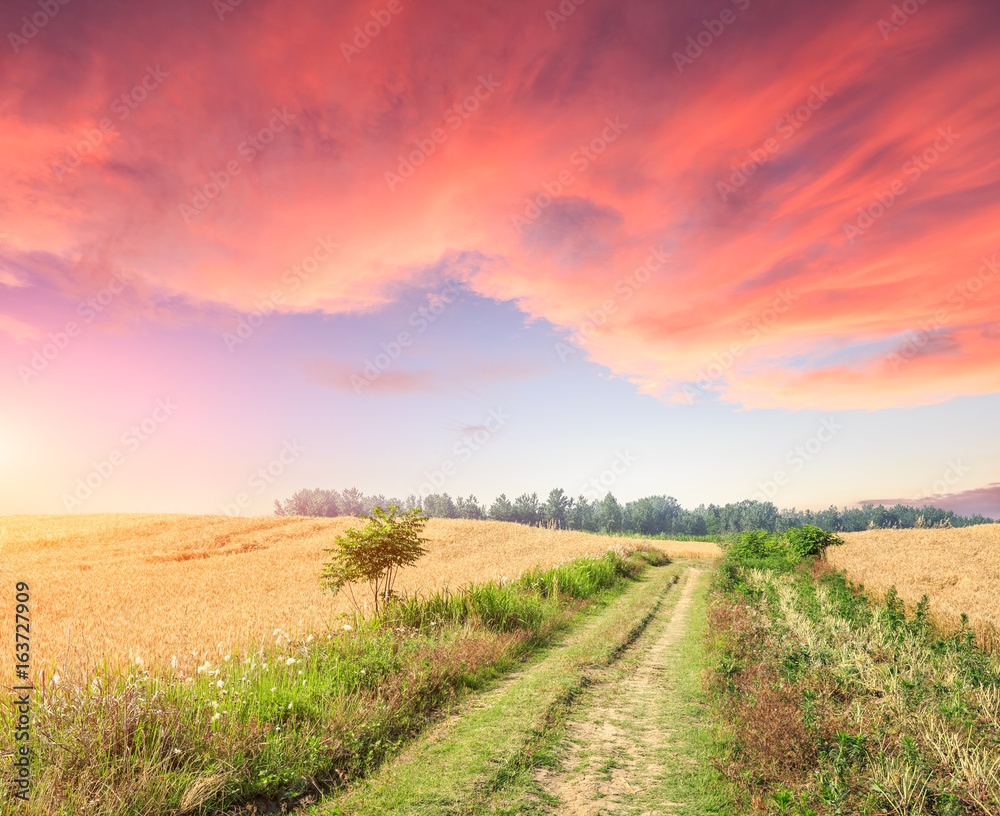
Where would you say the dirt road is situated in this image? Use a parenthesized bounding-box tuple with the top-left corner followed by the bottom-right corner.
(310, 563, 719, 816)
(536, 569, 716, 815)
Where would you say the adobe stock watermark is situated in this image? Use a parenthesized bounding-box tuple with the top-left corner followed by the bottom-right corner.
(672, 0, 752, 73)
(842, 126, 959, 243)
(717, 84, 833, 201)
(414, 407, 510, 499)
(912, 459, 970, 502)
(878, 0, 931, 40)
(340, 0, 404, 62)
(223, 237, 338, 352)
(51, 65, 169, 183)
(886, 254, 997, 373)
(213, 0, 247, 21)
(581, 449, 638, 502)
(18, 268, 136, 385)
(61, 398, 177, 511)
(385, 74, 500, 192)
(545, 0, 586, 30)
(751, 417, 843, 503)
(179, 107, 297, 223)
(7, 0, 70, 54)
(352, 280, 462, 393)
(555, 245, 668, 362)
(683, 288, 798, 400)
(220, 440, 305, 516)
(510, 116, 628, 234)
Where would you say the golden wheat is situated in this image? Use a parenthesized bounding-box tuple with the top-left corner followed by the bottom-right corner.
(826, 524, 1000, 649)
(0, 514, 719, 677)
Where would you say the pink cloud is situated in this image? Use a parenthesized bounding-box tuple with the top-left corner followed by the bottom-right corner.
(306, 360, 441, 394)
(1, 0, 997, 410)
(858, 482, 1000, 520)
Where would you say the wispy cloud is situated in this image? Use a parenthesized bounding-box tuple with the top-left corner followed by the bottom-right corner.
(857, 482, 1000, 520)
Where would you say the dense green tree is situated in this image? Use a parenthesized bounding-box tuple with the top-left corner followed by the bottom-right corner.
(422, 493, 457, 518)
(568, 495, 596, 531)
(361, 493, 389, 514)
(279, 486, 993, 534)
(489, 493, 515, 522)
(274, 488, 339, 517)
(543, 488, 570, 528)
(598, 492, 624, 533)
(339, 487, 365, 517)
(512, 492, 540, 525)
(455, 494, 485, 520)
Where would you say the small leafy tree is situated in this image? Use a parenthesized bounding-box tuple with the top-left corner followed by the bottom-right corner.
(319, 506, 429, 615)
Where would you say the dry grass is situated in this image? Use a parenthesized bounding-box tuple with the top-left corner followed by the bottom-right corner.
(827, 523, 1000, 649)
(0, 514, 718, 678)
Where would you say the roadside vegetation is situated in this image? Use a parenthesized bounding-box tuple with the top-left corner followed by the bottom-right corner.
(0, 525, 669, 816)
(705, 526, 1000, 815)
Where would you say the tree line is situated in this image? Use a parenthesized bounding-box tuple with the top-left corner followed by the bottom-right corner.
(274, 487, 995, 534)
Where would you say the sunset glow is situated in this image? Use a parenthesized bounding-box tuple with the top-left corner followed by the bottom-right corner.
(1, 0, 998, 517)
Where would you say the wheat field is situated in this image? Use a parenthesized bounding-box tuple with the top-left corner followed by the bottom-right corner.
(826, 524, 1000, 649)
(0, 514, 719, 678)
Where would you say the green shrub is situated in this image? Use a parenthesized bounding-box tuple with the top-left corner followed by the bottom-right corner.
(725, 526, 844, 566)
(727, 529, 785, 560)
(784, 524, 844, 557)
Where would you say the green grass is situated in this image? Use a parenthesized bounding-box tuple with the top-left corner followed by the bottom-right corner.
(309, 561, 684, 815)
(323, 564, 733, 816)
(0, 549, 666, 816)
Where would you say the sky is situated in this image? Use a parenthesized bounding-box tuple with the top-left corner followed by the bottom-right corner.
(1, 0, 998, 518)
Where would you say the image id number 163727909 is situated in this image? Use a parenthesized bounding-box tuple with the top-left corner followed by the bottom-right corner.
(12, 581, 33, 802)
